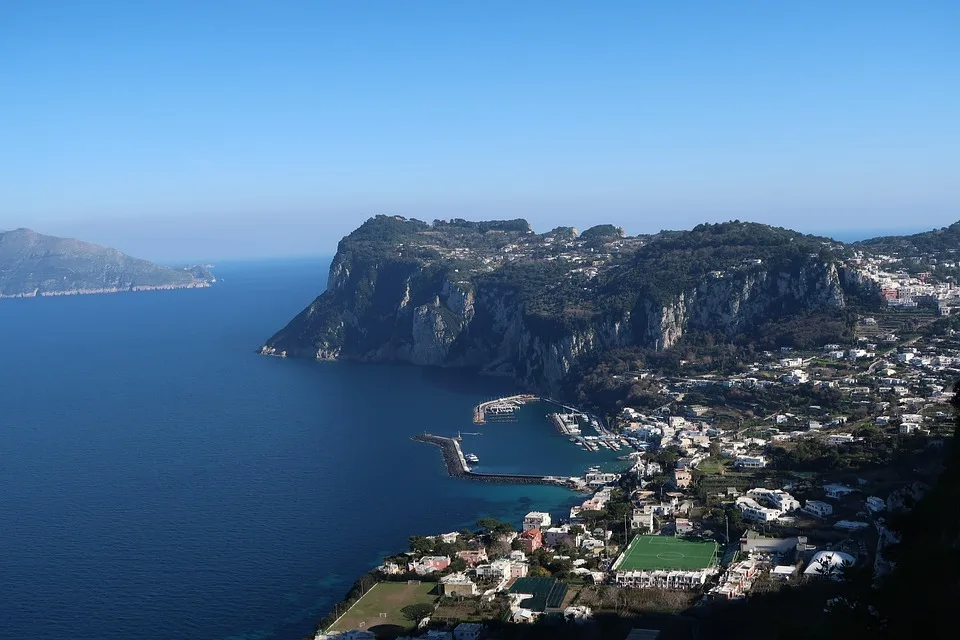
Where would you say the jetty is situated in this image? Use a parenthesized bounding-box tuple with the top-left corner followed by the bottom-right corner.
(473, 394, 538, 423)
(412, 433, 572, 487)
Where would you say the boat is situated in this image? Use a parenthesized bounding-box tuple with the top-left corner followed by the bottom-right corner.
(465, 453, 479, 463)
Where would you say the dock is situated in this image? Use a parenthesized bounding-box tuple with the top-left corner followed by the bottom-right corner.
(473, 394, 538, 424)
(412, 433, 573, 487)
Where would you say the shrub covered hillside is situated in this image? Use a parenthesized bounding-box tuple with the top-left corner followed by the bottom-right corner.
(264, 216, 881, 399)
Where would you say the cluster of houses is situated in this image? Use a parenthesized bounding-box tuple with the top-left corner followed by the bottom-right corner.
(854, 250, 960, 313)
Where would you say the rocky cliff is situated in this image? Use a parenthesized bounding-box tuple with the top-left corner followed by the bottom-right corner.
(265, 217, 875, 394)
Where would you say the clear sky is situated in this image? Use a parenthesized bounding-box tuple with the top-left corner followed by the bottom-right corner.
(1, 1, 957, 261)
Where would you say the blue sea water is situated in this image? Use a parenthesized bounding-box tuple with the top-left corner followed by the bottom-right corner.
(0, 259, 622, 640)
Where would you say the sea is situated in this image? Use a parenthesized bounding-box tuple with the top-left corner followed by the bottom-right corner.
(0, 258, 625, 640)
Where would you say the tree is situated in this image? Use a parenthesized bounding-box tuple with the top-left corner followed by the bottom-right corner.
(528, 565, 550, 578)
(709, 441, 721, 458)
(408, 535, 434, 554)
(401, 603, 435, 622)
(449, 557, 467, 573)
(476, 517, 515, 536)
(578, 510, 608, 530)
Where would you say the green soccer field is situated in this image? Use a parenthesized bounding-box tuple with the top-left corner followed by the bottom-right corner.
(614, 535, 718, 571)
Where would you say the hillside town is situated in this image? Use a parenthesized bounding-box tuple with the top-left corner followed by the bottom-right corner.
(315, 266, 957, 639)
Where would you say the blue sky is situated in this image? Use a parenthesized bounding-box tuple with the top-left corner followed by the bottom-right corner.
(1, 1, 957, 261)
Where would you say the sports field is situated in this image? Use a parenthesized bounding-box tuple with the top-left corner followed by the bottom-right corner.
(327, 581, 438, 634)
(614, 535, 718, 571)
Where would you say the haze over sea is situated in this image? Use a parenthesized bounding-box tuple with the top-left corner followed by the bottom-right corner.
(0, 259, 621, 640)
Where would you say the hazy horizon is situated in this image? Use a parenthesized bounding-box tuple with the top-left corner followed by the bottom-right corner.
(2, 216, 950, 265)
(2, 1, 957, 261)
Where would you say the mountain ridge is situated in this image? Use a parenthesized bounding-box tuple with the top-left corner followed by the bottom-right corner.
(263, 216, 932, 397)
(0, 228, 214, 298)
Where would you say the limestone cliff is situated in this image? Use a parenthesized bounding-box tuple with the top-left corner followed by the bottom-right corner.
(264, 217, 876, 394)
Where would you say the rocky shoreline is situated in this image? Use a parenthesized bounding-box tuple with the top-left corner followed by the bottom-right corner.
(0, 281, 212, 299)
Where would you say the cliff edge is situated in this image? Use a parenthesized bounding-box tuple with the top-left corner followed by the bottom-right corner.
(264, 216, 877, 395)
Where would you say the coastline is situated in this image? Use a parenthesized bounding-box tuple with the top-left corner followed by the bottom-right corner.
(0, 281, 212, 299)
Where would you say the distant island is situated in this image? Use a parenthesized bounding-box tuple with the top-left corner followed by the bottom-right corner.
(0, 228, 214, 298)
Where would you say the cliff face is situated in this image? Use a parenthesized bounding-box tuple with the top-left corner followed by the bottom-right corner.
(265, 217, 874, 395)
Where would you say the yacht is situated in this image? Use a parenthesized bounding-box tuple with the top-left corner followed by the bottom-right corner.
(465, 453, 479, 464)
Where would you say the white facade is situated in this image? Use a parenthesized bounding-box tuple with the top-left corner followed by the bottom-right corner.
(736, 497, 781, 522)
(522, 511, 552, 531)
(476, 558, 527, 580)
(615, 569, 716, 589)
(631, 508, 655, 533)
(747, 488, 800, 512)
(803, 500, 833, 518)
(734, 455, 767, 469)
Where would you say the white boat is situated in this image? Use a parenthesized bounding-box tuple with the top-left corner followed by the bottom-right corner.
(465, 453, 479, 463)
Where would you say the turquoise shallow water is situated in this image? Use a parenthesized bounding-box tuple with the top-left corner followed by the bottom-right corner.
(0, 259, 621, 640)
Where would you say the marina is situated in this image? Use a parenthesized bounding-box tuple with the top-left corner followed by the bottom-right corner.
(472, 394, 538, 423)
(475, 394, 641, 456)
(411, 433, 585, 489)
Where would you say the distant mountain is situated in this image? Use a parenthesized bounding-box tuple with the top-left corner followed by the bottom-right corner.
(0, 228, 214, 298)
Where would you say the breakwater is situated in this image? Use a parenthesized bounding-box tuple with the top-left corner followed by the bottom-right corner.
(412, 433, 569, 487)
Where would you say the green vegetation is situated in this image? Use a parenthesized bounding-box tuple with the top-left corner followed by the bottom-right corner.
(856, 220, 960, 257)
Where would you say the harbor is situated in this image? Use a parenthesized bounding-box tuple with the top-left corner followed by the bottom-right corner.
(472, 394, 538, 423)
(474, 393, 639, 455)
(411, 433, 584, 489)
(543, 400, 635, 453)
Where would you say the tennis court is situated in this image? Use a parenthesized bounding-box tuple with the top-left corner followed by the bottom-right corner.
(614, 535, 718, 571)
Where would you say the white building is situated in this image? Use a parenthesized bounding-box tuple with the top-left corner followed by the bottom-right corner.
(615, 569, 716, 589)
(734, 455, 767, 469)
(584, 471, 620, 486)
(476, 558, 527, 580)
(803, 500, 833, 518)
(747, 488, 800, 512)
(827, 434, 855, 445)
(782, 370, 809, 385)
(736, 497, 781, 523)
(631, 508, 655, 533)
(523, 512, 552, 532)
(824, 484, 855, 499)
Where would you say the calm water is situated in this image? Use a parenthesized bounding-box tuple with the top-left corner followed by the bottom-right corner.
(0, 259, 620, 640)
